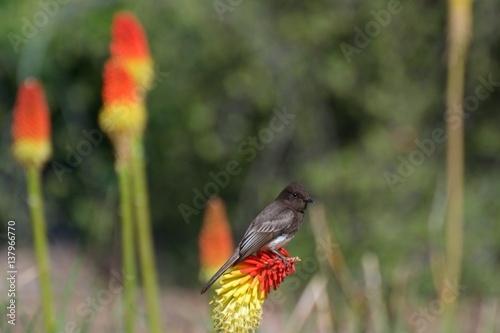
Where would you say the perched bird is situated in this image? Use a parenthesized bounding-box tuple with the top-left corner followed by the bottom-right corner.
(200, 182, 313, 294)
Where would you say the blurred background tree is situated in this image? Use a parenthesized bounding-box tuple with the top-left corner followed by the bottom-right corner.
(1, 0, 499, 302)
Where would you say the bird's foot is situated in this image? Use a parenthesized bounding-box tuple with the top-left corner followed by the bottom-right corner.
(271, 249, 291, 268)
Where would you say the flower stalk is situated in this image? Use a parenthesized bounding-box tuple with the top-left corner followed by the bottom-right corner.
(12, 79, 56, 333)
(99, 59, 142, 333)
(27, 165, 56, 333)
(109, 12, 163, 331)
(117, 162, 136, 333)
(131, 136, 163, 333)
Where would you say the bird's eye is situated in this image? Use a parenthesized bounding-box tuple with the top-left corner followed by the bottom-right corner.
(292, 192, 298, 198)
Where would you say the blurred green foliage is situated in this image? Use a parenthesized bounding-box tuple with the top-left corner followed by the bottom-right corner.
(0, 0, 499, 296)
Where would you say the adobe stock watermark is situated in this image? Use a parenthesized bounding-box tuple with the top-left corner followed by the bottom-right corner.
(340, 0, 406, 63)
(407, 279, 466, 333)
(213, 0, 245, 22)
(178, 106, 295, 223)
(384, 74, 500, 191)
(7, 0, 72, 53)
(51, 128, 103, 182)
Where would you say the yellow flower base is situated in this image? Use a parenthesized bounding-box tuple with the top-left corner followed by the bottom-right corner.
(212, 268, 264, 333)
(12, 139, 51, 169)
(99, 101, 146, 139)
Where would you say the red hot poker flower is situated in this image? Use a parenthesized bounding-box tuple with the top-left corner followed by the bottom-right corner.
(99, 59, 146, 140)
(239, 248, 297, 298)
(12, 78, 52, 169)
(99, 59, 146, 163)
(199, 197, 234, 282)
(110, 12, 154, 91)
(212, 248, 299, 332)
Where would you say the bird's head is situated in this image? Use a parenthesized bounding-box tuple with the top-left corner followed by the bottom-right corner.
(277, 182, 313, 213)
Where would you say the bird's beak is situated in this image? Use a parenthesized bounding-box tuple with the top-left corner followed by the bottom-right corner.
(304, 197, 314, 203)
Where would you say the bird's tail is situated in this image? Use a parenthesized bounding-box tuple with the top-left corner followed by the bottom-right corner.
(200, 250, 240, 294)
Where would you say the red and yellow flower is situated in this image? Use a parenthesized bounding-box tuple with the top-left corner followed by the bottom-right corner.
(212, 248, 299, 332)
(199, 197, 234, 282)
(110, 12, 154, 92)
(12, 78, 52, 169)
(99, 59, 146, 158)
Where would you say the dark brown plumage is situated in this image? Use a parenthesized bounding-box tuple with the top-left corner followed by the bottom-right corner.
(200, 182, 313, 294)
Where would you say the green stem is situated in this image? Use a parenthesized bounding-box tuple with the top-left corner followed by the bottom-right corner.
(445, 0, 471, 291)
(443, 1, 473, 331)
(131, 136, 163, 333)
(26, 165, 56, 333)
(117, 162, 136, 333)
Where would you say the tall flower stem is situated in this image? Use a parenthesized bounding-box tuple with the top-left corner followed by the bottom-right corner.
(443, 0, 473, 330)
(26, 165, 56, 333)
(117, 161, 136, 333)
(445, 0, 472, 292)
(131, 136, 162, 333)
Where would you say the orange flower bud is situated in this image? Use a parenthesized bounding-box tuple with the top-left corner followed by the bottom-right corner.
(199, 197, 234, 280)
(12, 78, 52, 169)
(110, 12, 154, 91)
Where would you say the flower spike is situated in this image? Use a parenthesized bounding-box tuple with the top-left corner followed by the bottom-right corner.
(199, 197, 235, 282)
(12, 78, 52, 169)
(110, 11, 154, 92)
(212, 248, 299, 332)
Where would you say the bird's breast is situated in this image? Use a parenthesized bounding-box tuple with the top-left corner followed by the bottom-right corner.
(261, 234, 295, 251)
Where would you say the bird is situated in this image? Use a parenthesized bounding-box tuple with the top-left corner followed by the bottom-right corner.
(200, 181, 313, 294)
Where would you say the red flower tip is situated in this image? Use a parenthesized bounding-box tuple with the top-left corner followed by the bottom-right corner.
(102, 59, 138, 105)
(12, 78, 51, 142)
(241, 248, 298, 297)
(110, 12, 150, 60)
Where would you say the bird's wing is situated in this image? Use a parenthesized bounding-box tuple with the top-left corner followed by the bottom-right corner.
(236, 205, 294, 262)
